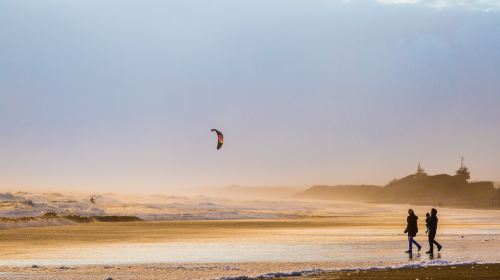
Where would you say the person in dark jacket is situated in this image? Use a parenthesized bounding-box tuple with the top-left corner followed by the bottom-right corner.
(426, 208, 442, 254)
(404, 209, 422, 253)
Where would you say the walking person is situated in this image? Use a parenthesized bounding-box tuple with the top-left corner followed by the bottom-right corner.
(404, 209, 422, 253)
(426, 208, 442, 254)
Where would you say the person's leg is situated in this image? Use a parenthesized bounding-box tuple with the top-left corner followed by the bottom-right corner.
(427, 234, 435, 253)
(410, 236, 421, 251)
(433, 239, 442, 251)
(407, 235, 413, 252)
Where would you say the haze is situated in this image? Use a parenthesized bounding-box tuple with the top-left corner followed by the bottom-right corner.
(1, 0, 499, 193)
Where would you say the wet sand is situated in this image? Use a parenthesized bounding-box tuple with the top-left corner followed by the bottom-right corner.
(0, 218, 397, 257)
(1, 209, 499, 279)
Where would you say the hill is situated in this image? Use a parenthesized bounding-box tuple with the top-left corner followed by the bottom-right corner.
(296, 174, 498, 209)
(195, 185, 305, 200)
(294, 185, 382, 202)
(373, 174, 496, 208)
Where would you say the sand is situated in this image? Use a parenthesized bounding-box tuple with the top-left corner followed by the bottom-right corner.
(1, 262, 500, 279)
(0, 218, 397, 257)
(287, 263, 500, 280)
(1, 204, 500, 279)
(0, 262, 324, 280)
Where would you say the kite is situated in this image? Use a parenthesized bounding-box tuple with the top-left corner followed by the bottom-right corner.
(211, 129, 224, 150)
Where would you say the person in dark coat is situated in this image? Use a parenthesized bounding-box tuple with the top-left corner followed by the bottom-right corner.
(404, 209, 422, 253)
(426, 208, 442, 254)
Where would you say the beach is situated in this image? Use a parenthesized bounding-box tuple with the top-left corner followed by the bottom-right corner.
(1, 203, 500, 279)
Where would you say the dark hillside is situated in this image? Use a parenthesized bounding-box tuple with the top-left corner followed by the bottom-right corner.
(296, 174, 497, 209)
(373, 174, 496, 207)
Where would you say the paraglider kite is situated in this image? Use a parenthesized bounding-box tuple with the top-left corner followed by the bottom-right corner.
(211, 129, 224, 150)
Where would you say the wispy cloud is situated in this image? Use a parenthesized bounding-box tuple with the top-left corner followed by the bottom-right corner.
(376, 0, 500, 11)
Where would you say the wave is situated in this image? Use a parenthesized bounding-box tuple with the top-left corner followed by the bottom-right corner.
(0, 192, 304, 223)
(0, 214, 141, 230)
(63, 215, 141, 223)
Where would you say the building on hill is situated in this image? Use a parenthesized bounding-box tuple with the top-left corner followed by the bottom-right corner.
(456, 156, 471, 181)
(416, 162, 427, 177)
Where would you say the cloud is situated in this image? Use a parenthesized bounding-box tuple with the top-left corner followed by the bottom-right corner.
(375, 0, 500, 11)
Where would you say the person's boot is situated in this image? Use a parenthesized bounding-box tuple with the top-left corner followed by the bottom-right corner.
(437, 244, 442, 252)
(405, 250, 412, 253)
(425, 250, 433, 254)
(417, 245, 422, 252)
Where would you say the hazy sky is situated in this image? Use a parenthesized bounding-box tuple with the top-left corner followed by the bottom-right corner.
(1, 0, 499, 193)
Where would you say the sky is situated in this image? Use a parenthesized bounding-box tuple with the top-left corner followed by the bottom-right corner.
(1, 0, 499, 193)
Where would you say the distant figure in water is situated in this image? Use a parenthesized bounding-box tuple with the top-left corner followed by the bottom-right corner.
(425, 212, 431, 233)
(426, 208, 442, 254)
(404, 209, 422, 253)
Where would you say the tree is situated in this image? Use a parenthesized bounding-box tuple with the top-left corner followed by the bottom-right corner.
(456, 166, 470, 181)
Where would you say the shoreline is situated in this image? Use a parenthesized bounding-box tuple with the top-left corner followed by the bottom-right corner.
(1, 261, 499, 280)
(279, 263, 500, 280)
